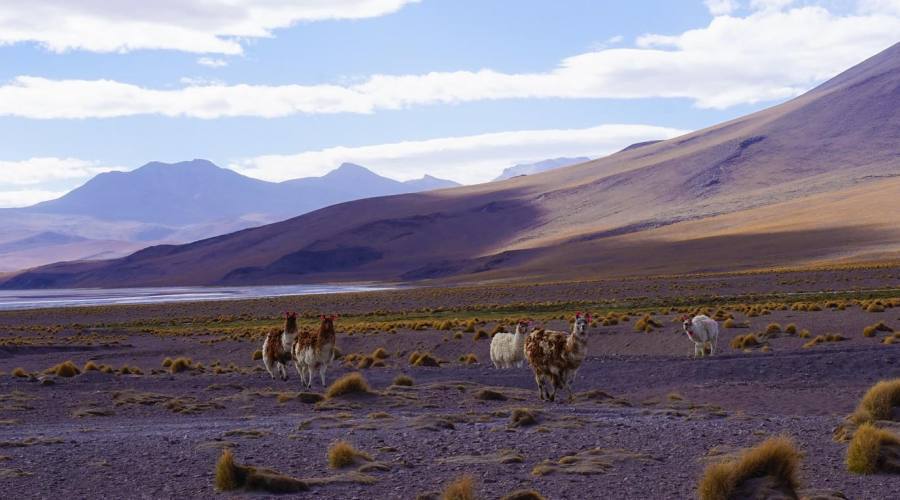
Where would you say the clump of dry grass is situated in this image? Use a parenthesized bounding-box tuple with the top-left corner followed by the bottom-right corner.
(410, 352, 440, 367)
(697, 436, 801, 500)
(161, 357, 173, 368)
(784, 323, 797, 335)
(846, 423, 900, 474)
(509, 408, 539, 427)
(83, 361, 99, 372)
(473, 330, 489, 341)
(371, 347, 389, 359)
(392, 374, 414, 386)
(863, 322, 893, 338)
(169, 357, 194, 374)
(356, 356, 375, 369)
(327, 440, 372, 469)
(458, 353, 478, 364)
(47, 361, 80, 377)
(851, 379, 900, 424)
(441, 475, 476, 500)
(765, 323, 782, 334)
(252, 350, 262, 361)
(475, 389, 507, 401)
(723, 319, 749, 329)
(867, 303, 886, 313)
(11, 368, 27, 378)
(325, 372, 370, 399)
(500, 490, 545, 500)
(730, 334, 760, 350)
(803, 334, 846, 349)
(798, 329, 811, 339)
(215, 448, 308, 493)
(634, 314, 664, 332)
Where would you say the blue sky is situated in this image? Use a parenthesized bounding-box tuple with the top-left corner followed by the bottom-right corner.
(0, 0, 898, 206)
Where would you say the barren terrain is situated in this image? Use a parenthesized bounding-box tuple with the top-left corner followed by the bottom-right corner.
(1, 268, 898, 498)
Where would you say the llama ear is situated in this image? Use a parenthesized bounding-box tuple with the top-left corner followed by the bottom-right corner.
(320, 314, 326, 320)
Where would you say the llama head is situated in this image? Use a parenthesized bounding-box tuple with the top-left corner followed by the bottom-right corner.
(574, 312, 592, 333)
(681, 315, 694, 334)
(319, 314, 338, 333)
(283, 311, 298, 332)
(515, 319, 532, 334)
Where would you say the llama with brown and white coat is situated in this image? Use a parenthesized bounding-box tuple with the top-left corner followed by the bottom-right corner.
(524, 313, 591, 402)
(490, 320, 531, 369)
(681, 314, 719, 357)
(262, 312, 298, 381)
(293, 314, 337, 388)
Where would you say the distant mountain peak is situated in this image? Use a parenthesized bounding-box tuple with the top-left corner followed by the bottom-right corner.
(493, 157, 590, 181)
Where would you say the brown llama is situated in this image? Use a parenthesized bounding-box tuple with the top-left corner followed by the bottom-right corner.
(262, 312, 298, 381)
(292, 314, 338, 388)
(524, 312, 591, 402)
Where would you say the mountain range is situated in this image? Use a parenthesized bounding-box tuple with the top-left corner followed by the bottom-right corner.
(0, 161, 459, 271)
(492, 157, 590, 181)
(4, 42, 900, 289)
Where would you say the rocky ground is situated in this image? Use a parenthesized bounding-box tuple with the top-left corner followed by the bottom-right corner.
(0, 273, 899, 498)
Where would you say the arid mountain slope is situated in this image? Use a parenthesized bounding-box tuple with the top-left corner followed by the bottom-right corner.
(4, 43, 900, 288)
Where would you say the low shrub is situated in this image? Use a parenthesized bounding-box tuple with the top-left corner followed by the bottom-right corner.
(846, 423, 900, 474)
(697, 436, 800, 500)
(441, 475, 476, 500)
(392, 374, 414, 386)
(327, 440, 372, 469)
(325, 372, 370, 399)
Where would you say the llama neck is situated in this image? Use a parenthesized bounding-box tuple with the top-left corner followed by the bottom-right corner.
(281, 330, 295, 348)
(567, 325, 586, 350)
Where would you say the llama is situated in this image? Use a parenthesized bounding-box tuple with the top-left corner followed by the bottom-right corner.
(262, 312, 298, 381)
(293, 314, 337, 388)
(490, 320, 531, 369)
(524, 313, 591, 402)
(682, 314, 719, 357)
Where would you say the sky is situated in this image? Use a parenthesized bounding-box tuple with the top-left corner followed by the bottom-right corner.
(0, 0, 899, 207)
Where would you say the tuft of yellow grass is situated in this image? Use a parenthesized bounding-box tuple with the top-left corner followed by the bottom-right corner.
(852, 379, 900, 424)
(730, 334, 760, 350)
(765, 323, 782, 334)
(458, 353, 478, 364)
(784, 323, 797, 335)
(327, 440, 372, 469)
(441, 475, 476, 500)
(252, 350, 262, 361)
(169, 357, 193, 374)
(215, 448, 308, 493)
(11, 367, 27, 378)
(83, 361, 99, 372)
(161, 357, 173, 368)
(500, 490, 545, 500)
(48, 360, 80, 377)
(846, 423, 900, 474)
(698, 436, 801, 500)
(325, 372, 370, 399)
(371, 347, 389, 359)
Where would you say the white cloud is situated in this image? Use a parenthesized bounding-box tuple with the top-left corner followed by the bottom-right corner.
(0, 157, 123, 185)
(705, 0, 741, 15)
(229, 124, 689, 185)
(0, 0, 420, 54)
(0, 3, 897, 117)
(0, 189, 67, 208)
(197, 57, 228, 68)
(859, 0, 900, 15)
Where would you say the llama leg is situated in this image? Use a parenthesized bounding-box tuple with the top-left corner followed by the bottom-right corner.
(281, 363, 289, 381)
(534, 373, 545, 400)
(306, 365, 315, 389)
(264, 357, 275, 379)
(711, 336, 717, 356)
(319, 362, 327, 387)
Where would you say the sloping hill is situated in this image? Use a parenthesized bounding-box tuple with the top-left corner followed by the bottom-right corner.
(4, 43, 900, 289)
